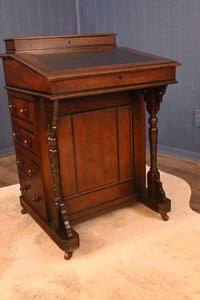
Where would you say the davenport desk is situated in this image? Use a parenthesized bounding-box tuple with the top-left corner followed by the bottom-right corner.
(1, 33, 180, 259)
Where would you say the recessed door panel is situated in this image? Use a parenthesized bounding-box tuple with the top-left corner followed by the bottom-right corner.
(73, 108, 118, 192)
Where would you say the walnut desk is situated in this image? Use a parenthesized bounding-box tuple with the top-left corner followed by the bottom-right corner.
(1, 34, 180, 259)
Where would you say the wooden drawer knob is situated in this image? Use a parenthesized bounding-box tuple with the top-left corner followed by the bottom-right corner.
(16, 160, 23, 168)
(9, 104, 17, 112)
(27, 168, 36, 176)
(13, 132, 20, 140)
(24, 138, 32, 148)
(19, 108, 28, 117)
(20, 185, 28, 191)
(32, 196, 39, 202)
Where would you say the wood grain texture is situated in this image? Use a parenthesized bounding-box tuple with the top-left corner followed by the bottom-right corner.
(57, 115, 77, 197)
(132, 90, 146, 192)
(118, 105, 133, 180)
(66, 180, 134, 216)
(58, 91, 132, 115)
(4, 34, 116, 53)
(2, 59, 51, 94)
(73, 108, 118, 192)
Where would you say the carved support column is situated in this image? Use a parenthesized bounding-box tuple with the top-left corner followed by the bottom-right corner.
(142, 86, 170, 221)
(47, 99, 73, 239)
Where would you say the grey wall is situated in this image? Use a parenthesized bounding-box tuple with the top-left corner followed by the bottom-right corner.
(1, 0, 200, 161)
(77, 0, 200, 161)
(0, 0, 77, 157)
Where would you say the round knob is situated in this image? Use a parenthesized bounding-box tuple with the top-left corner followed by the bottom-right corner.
(32, 196, 39, 202)
(13, 132, 20, 140)
(9, 104, 17, 111)
(27, 169, 32, 176)
(16, 160, 23, 168)
(27, 169, 35, 176)
(24, 138, 32, 148)
(20, 185, 28, 191)
(19, 108, 28, 117)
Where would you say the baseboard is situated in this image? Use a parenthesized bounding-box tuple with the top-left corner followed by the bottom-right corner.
(0, 145, 15, 158)
(147, 143, 200, 161)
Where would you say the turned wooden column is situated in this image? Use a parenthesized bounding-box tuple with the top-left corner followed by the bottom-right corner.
(47, 99, 79, 259)
(142, 86, 170, 221)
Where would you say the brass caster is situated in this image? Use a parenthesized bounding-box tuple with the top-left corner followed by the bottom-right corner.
(21, 208, 27, 215)
(161, 213, 169, 221)
(64, 251, 73, 260)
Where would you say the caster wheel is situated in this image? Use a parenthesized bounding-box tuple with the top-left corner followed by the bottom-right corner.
(21, 208, 27, 215)
(64, 251, 73, 260)
(161, 213, 169, 221)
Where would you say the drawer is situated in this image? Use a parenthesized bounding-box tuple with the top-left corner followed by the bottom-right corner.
(19, 176, 47, 220)
(8, 94, 35, 123)
(12, 123, 38, 154)
(15, 142, 38, 164)
(15, 150, 40, 183)
(10, 113, 34, 132)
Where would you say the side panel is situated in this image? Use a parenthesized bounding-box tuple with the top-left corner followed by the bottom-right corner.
(3, 58, 51, 94)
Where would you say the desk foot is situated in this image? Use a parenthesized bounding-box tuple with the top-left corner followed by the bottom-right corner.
(161, 213, 169, 221)
(140, 192, 171, 220)
(64, 251, 73, 260)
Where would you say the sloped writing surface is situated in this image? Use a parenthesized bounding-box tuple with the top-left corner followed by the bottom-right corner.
(30, 48, 157, 71)
(9, 46, 179, 80)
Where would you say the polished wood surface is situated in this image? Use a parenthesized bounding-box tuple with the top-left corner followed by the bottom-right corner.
(0, 33, 180, 259)
(142, 86, 170, 221)
(4, 33, 117, 53)
(1, 34, 179, 99)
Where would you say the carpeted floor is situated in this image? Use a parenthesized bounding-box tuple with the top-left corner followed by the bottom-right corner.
(0, 171, 199, 300)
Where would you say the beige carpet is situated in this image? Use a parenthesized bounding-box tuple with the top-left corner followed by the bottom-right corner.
(0, 171, 200, 300)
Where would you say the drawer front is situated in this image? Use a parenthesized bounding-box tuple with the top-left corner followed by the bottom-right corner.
(52, 67, 176, 96)
(12, 123, 38, 154)
(19, 176, 47, 220)
(8, 94, 35, 123)
(15, 150, 47, 219)
(15, 150, 40, 183)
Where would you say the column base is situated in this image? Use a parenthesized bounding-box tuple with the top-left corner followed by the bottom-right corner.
(139, 189, 171, 216)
